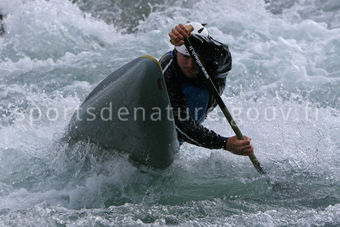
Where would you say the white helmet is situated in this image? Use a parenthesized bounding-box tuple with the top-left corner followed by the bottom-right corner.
(175, 22, 209, 56)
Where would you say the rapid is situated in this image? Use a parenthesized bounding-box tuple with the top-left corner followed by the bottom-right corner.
(0, 0, 339, 226)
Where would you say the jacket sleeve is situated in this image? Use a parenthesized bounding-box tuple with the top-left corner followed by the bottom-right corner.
(161, 54, 228, 149)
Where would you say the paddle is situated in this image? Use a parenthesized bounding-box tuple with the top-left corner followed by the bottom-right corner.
(172, 25, 266, 175)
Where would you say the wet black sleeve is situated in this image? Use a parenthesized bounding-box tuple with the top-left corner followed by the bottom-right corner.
(160, 53, 228, 149)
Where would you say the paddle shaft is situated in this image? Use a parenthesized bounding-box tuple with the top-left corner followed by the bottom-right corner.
(183, 38, 266, 175)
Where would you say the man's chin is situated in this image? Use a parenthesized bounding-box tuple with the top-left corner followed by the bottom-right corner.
(184, 71, 199, 79)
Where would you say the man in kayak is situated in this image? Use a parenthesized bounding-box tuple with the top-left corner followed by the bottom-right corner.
(160, 22, 254, 156)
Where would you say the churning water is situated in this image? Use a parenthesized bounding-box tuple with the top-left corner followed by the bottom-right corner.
(0, 0, 339, 226)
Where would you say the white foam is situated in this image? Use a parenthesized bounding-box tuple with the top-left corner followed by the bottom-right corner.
(0, 0, 339, 225)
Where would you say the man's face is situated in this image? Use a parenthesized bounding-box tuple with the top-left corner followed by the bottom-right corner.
(176, 51, 199, 79)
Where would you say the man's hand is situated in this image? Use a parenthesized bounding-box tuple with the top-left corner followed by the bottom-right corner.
(169, 24, 190, 46)
(225, 136, 254, 156)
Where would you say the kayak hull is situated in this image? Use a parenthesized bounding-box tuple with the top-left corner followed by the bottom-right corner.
(67, 56, 179, 168)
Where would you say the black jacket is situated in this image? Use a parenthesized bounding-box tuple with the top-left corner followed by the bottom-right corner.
(159, 51, 230, 149)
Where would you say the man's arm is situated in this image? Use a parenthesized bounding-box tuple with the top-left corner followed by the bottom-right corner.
(164, 65, 253, 155)
(162, 58, 228, 149)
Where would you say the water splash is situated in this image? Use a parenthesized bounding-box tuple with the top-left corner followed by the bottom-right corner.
(0, 0, 339, 226)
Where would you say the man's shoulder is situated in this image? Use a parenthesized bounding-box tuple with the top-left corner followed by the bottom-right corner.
(159, 51, 174, 69)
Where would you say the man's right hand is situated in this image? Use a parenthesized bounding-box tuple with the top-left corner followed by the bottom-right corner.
(225, 136, 254, 156)
(169, 24, 191, 46)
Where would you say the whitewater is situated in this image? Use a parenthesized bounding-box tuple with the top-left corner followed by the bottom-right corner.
(0, 0, 339, 226)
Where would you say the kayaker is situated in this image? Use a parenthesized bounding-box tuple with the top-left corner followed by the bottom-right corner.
(160, 22, 254, 156)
